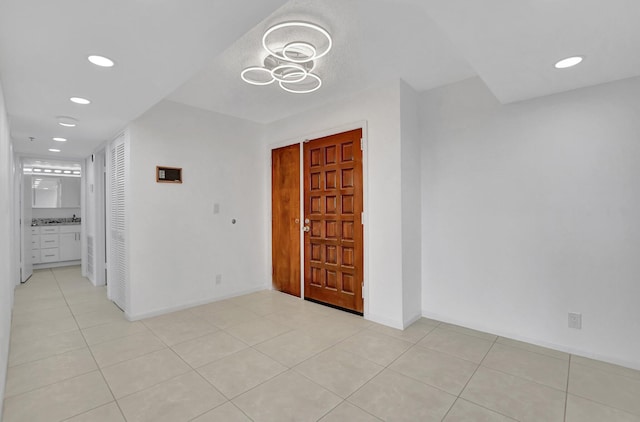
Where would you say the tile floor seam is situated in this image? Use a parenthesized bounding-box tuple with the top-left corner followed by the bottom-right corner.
(564, 392, 640, 419)
(569, 359, 640, 382)
(51, 269, 128, 421)
(58, 401, 122, 422)
(494, 340, 570, 363)
(6, 340, 88, 369)
(477, 362, 570, 393)
(563, 354, 571, 422)
(52, 270, 127, 421)
(450, 397, 521, 421)
(455, 332, 498, 400)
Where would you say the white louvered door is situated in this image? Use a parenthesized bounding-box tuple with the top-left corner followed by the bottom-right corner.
(107, 135, 127, 311)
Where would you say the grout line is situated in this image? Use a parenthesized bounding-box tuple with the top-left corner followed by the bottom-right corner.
(564, 354, 571, 422)
(51, 266, 128, 421)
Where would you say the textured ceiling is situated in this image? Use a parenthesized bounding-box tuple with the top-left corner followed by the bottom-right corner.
(168, 0, 475, 123)
(2, 0, 639, 159)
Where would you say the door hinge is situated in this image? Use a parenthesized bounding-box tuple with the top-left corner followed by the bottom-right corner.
(361, 212, 365, 225)
(361, 283, 364, 298)
(360, 138, 363, 150)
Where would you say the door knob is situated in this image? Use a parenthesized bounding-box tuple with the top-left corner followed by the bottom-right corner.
(303, 226, 310, 232)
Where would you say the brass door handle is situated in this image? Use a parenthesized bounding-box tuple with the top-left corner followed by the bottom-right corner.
(303, 226, 310, 232)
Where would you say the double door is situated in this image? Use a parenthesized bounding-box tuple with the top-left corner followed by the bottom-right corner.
(272, 129, 364, 314)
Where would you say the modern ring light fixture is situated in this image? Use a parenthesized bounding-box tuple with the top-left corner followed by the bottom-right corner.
(241, 21, 332, 94)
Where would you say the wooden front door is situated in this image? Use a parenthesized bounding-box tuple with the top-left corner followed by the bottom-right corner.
(271, 144, 301, 297)
(304, 129, 364, 313)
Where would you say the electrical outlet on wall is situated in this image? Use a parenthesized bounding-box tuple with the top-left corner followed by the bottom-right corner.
(215, 274, 222, 285)
(568, 312, 582, 329)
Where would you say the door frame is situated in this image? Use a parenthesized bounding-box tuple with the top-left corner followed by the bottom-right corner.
(266, 120, 370, 318)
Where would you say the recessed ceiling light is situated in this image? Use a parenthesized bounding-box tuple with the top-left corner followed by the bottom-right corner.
(33, 168, 42, 172)
(59, 122, 76, 127)
(70, 97, 91, 105)
(554, 56, 584, 69)
(63, 170, 72, 174)
(53, 137, 67, 142)
(57, 116, 78, 127)
(44, 169, 53, 172)
(73, 171, 81, 175)
(54, 170, 62, 173)
(88, 55, 115, 67)
(48, 149, 61, 153)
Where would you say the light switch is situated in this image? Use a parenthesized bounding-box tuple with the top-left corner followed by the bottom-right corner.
(213, 203, 220, 214)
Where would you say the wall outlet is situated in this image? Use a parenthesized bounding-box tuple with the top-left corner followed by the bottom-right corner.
(568, 312, 582, 329)
(215, 274, 222, 285)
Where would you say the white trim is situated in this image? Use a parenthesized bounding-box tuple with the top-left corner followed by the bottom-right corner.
(125, 285, 270, 321)
(368, 313, 404, 330)
(403, 312, 423, 329)
(33, 261, 80, 270)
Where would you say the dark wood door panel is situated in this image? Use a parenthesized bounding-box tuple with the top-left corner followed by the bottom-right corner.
(272, 144, 301, 297)
(304, 129, 363, 313)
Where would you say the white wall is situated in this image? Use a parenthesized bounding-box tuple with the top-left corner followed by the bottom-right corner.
(0, 78, 16, 419)
(31, 207, 81, 219)
(126, 100, 267, 319)
(400, 81, 422, 325)
(265, 81, 406, 328)
(421, 76, 640, 369)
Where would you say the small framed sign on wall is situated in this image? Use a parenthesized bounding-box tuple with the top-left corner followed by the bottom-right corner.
(156, 166, 182, 183)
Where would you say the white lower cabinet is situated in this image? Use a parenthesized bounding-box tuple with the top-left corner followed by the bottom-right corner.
(59, 232, 81, 261)
(33, 224, 81, 266)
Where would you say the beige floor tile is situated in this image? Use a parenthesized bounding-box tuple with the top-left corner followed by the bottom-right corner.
(255, 329, 337, 367)
(62, 289, 109, 305)
(569, 361, 640, 416)
(461, 366, 566, 421)
(171, 331, 248, 368)
(566, 394, 640, 422)
(294, 347, 383, 398)
(439, 323, 498, 341)
(81, 320, 149, 346)
(203, 307, 261, 329)
(418, 327, 493, 363)
(443, 398, 516, 421)
(90, 331, 166, 368)
(64, 402, 126, 421)
(335, 330, 413, 366)
(117, 371, 226, 422)
(101, 348, 191, 398)
(319, 401, 381, 422)
(141, 309, 195, 330)
(5, 348, 97, 397)
(9, 329, 86, 367)
(572, 355, 640, 381)
(197, 348, 287, 399)
(2, 371, 113, 422)
(191, 402, 252, 421)
(11, 305, 73, 326)
(74, 306, 126, 329)
(11, 296, 69, 314)
(482, 342, 569, 390)
(368, 318, 438, 343)
(265, 309, 329, 330)
(348, 369, 456, 422)
(496, 337, 569, 360)
(233, 370, 342, 422)
(69, 299, 121, 316)
(225, 318, 292, 346)
(10, 315, 79, 342)
(389, 346, 478, 395)
(147, 317, 219, 346)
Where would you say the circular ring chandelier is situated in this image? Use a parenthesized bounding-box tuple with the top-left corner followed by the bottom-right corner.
(240, 21, 331, 94)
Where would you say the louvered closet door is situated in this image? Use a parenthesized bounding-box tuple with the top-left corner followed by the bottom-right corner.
(107, 135, 127, 311)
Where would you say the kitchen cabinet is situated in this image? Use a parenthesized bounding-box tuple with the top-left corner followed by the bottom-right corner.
(32, 224, 81, 267)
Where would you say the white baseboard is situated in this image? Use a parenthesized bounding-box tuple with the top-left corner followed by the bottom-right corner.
(403, 312, 423, 329)
(33, 260, 81, 270)
(366, 313, 404, 330)
(125, 285, 269, 321)
(422, 310, 640, 371)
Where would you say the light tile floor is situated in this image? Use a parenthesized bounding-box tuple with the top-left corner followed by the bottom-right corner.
(3, 266, 640, 421)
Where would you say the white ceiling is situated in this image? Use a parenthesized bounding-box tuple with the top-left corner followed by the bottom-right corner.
(0, 0, 287, 159)
(2, 0, 639, 159)
(167, 0, 475, 123)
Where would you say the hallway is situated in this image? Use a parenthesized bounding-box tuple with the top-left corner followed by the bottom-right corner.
(3, 267, 640, 421)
